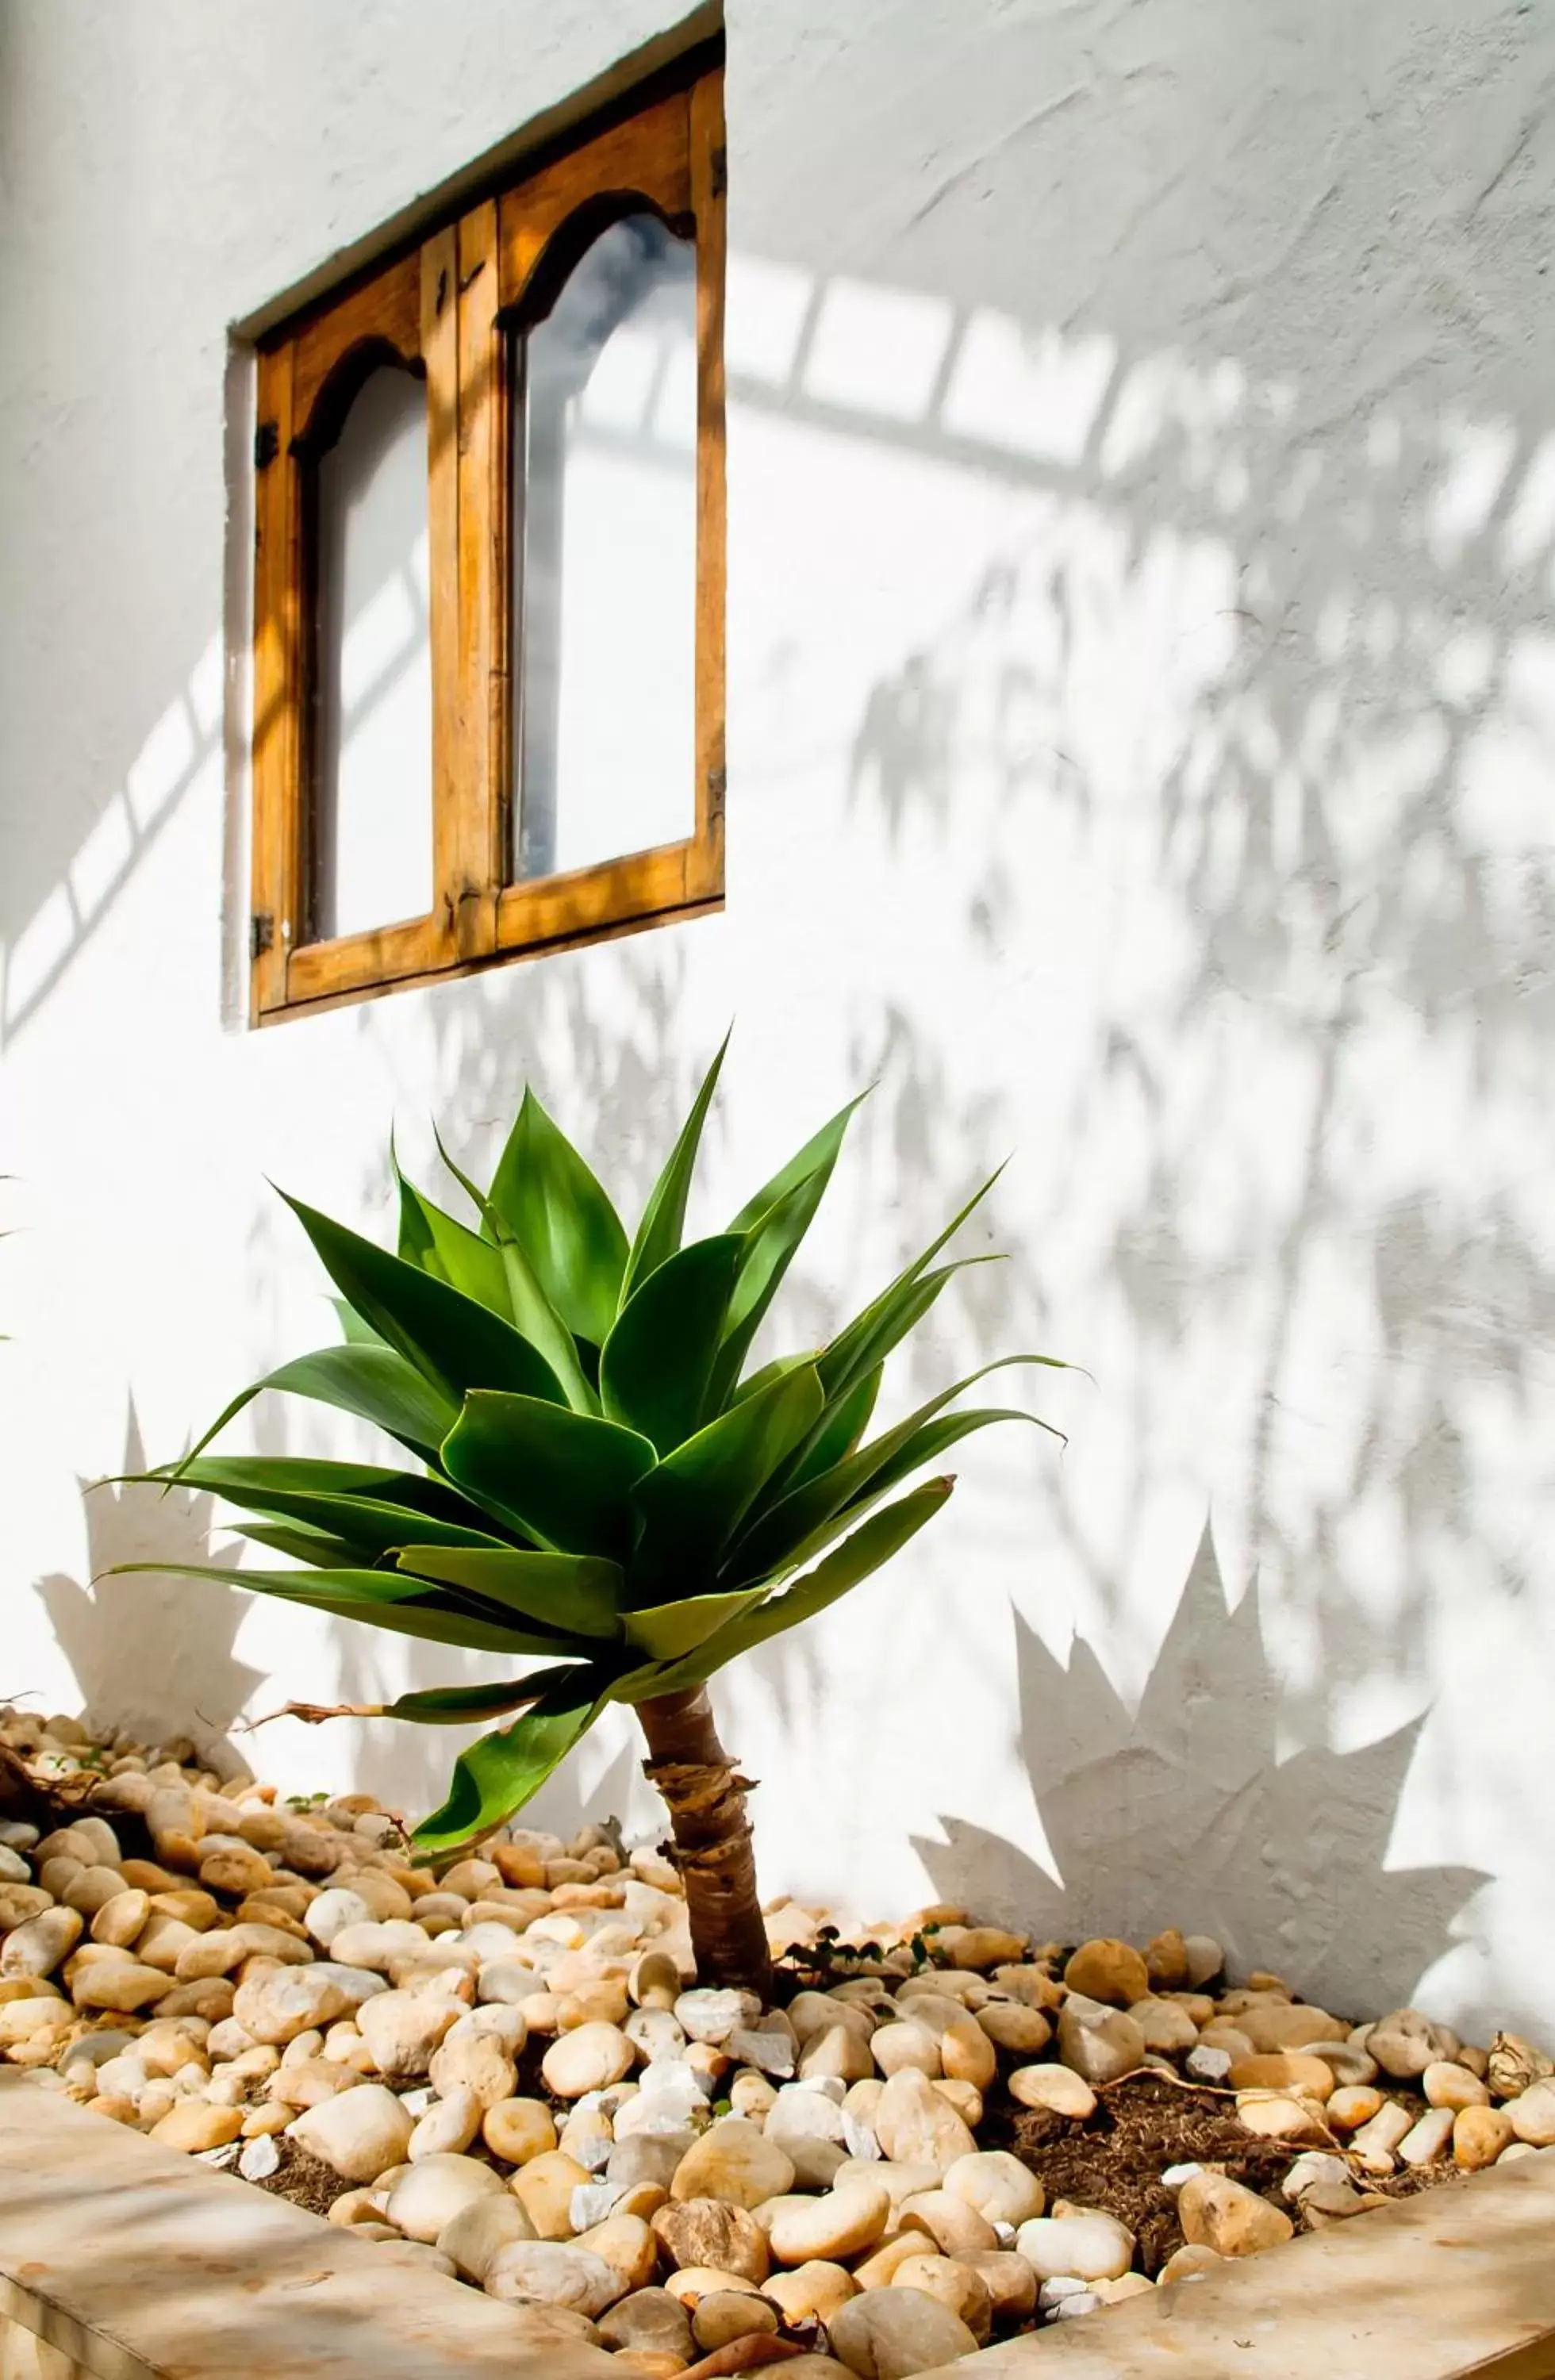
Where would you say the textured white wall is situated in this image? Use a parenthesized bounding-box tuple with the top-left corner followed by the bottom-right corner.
(3, 0, 1554, 2037)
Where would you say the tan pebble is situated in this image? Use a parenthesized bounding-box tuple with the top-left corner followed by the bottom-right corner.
(930, 2076, 982, 2127)
(483, 2097, 558, 2165)
(928, 1925, 1027, 1971)
(692, 2289, 778, 2351)
(898, 2189, 998, 2260)
(939, 2011, 996, 2091)
(770, 2178, 890, 2265)
(1228, 2052, 1335, 2102)
(1145, 1929, 1190, 1990)
(1158, 2241, 1225, 2285)
(1179, 2172, 1293, 2256)
(1064, 1938, 1150, 2008)
(975, 2002, 1052, 2056)
(148, 2102, 244, 2153)
(511, 2149, 591, 2240)
(1129, 1995, 1200, 2055)
(1008, 2063, 1096, 2119)
(652, 2198, 770, 2284)
(763, 2261, 858, 2327)
(574, 2213, 660, 2296)
(1423, 2060, 1488, 2112)
(1327, 2085, 1384, 2132)
(662, 2267, 762, 2309)
(1453, 2106, 1515, 2170)
(1398, 2108, 1456, 2166)
(1236, 2092, 1327, 2143)
(852, 2232, 935, 2290)
(1234, 2005, 1339, 2055)
(890, 2254, 991, 2342)
(1508, 2079, 1555, 2147)
(1093, 2272, 1155, 2304)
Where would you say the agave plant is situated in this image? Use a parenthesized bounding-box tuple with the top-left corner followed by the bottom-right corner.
(123, 1039, 1062, 1990)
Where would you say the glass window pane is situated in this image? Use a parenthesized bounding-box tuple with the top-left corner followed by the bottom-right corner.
(312, 365, 432, 942)
(513, 213, 697, 882)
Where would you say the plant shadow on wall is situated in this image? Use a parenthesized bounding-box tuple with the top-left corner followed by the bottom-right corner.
(913, 1525, 1488, 2023)
(35, 1407, 264, 1755)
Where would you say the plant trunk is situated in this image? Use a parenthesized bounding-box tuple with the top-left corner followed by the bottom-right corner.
(636, 1684, 772, 1998)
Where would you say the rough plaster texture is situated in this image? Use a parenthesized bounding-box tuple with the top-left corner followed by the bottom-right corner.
(2, 2, 1554, 2036)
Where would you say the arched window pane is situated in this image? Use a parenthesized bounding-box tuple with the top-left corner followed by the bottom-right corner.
(513, 213, 697, 881)
(312, 366, 432, 942)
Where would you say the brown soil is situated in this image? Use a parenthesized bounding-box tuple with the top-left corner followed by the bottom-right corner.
(248, 2136, 361, 2220)
(983, 2069, 1442, 2275)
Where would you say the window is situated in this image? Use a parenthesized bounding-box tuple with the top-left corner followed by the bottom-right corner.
(249, 60, 725, 1021)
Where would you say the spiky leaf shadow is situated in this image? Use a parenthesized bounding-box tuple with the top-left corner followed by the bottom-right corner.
(913, 1525, 1487, 2014)
(33, 1405, 264, 1749)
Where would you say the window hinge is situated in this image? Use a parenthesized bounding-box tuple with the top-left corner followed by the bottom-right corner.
(711, 146, 728, 200)
(250, 912, 275, 961)
(254, 420, 280, 470)
(707, 765, 727, 824)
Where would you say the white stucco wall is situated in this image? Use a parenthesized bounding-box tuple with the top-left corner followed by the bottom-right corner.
(3, 0, 1554, 2036)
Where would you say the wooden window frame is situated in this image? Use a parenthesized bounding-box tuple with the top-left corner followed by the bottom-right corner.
(250, 62, 725, 1023)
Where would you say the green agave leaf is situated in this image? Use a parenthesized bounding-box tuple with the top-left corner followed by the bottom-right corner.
(780, 1365, 881, 1494)
(236, 1522, 372, 1568)
(137, 1463, 517, 1563)
(441, 1392, 657, 1562)
(332, 1299, 386, 1347)
(634, 1476, 954, 1695)
(488, 1088, 628, 1345)
(175, 1345, 459, 1475)
(729, 1350, 820, 1406)
(789, 1253, 1001, 1480)
(727, 1089, 871, 1234)
(379, 1679, 551, 1725)
(707, 1092, 868, 1411)
(601, 1234, 743, 1457)
(494, 1233, 598, 1416)
(729, 1355, 1061, 1584)
(413, 1668, 605, 1852)
(106, 1557, 556, 1656)
(279, 1191, 566, 1411)
(396, 1169, 512, 1321)
(818, 1166, 1007, 1406)
(106, 1558, 453, 1615)
(307, 1599, 559, 1655)
(623, 1585, 770, 1662)
(629, 1363, 824, 1605)
(391, 1545, 624, 1641)
(148, 1457, 485, 1529)
(618, 1031, 730, 1309)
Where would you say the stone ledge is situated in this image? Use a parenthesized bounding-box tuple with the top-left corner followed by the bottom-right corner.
(927, 2145, 1555, 2378)
(5, 2071, 1555, 2380)
(0, 2071, 615, 2380)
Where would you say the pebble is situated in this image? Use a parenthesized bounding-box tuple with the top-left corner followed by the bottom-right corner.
(232, 1967, 353, 2045)
(1056, 1993, 1146, 2086)
(436, 2193, 536, 2282)
(1454, 2105, 1515, 2169)
(1350, 2100, 1414, 2171)
(1015, 2213, 1135, 2282)
(674, 1988, 761, 2044)
(1368, 2008, 1460, 2080)
(670, 2116, 795, 2208)
(1508, 2079, 1555, 2147)
(356, 1990, 462, 2079)
(541, 2020, 635, 2099)
(944, 2148, 1045, 2227)
(598, 2288, 695, 2360)
(1398, 2107, 1456, 2167)
(290, 2083, 413, 2181)
(386, 2151, 505, 2244)
(1178, 2173, 1294, 2256)
(652, 2197, 770, 2282)
(770, 2176, 891, 2264)
(1064, 1938, 1150, 2007)
(1008, 2063, 1097, 2119)
(873, 2066, 977, 2168)
(764, 2084, 849, 2187)
(829, 2286, 979, 2378)
(482, 2096, 558, 2165)
(484, 2239, 623, 2317)
(693, 2288, 779, 2350)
